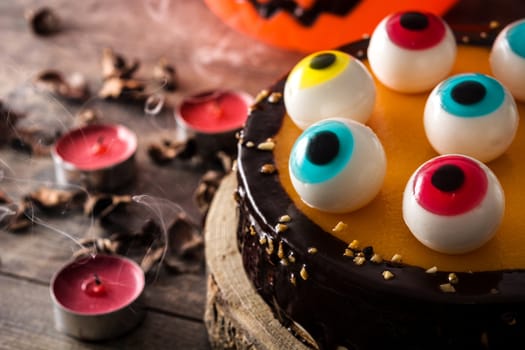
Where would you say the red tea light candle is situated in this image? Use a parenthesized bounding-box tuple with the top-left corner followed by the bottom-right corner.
(51, 124, 137, 191)
(176, 90, 253, 156)
(50, 254, 145, 340)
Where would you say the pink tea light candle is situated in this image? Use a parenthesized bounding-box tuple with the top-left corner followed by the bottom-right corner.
(176, 90, 253, 156)
(51, 124, 137, 191)
(50, 254, 145, 340)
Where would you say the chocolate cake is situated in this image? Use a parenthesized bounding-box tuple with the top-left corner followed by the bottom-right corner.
(235, 12, 525, 350)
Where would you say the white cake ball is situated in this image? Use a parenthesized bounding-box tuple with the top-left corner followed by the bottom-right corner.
(424, 73, 518, 163)
(289, 118, 386, 213)
(403, 154, 504, 254)
(284, 50, 376, 130)
(367, 11, 456, 93)
(490, 18, 525, 102)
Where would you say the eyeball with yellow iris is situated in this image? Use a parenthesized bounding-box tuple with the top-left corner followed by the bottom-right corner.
(289, 118, 386, 213)
(283, 50, 376, 130)
(424, 73, 519, 163)
(403, 154, 504, 254)
(367, 11, 456, 93)
(490, 19, 525, 102)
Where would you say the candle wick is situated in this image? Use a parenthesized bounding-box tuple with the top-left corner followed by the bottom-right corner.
(94, 273, 101, 285)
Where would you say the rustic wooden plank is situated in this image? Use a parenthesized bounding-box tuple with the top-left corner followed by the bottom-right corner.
(0, 273, 210, 350)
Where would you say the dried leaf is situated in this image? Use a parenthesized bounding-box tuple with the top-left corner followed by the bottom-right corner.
(34, 70, 90, 102)
(164, 216, 204, 274)
(140, 246, 165, 274)
(25, 7, 61, 36)
(152, 57, 177, 91)
(26, 187, 85, 212)
(98, 77, 146, 101)
(0, 100, 23, 145)
(6, 201, 33, 232)
(148, 138, 196, 164)
(84, 193, 132, 218)
(101, 48, 140, 80)
(75, 108, 100, 126)
(194, 170, 224, 214)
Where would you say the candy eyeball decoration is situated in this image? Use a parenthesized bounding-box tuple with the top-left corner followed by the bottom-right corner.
(289, 118, 386, 213)
(284, 50, 376, 130)
(403, 155, 504, 254)
(490, 19, 525, 102)
(424, 73, 519, 163)
(367, 11, 456, 93)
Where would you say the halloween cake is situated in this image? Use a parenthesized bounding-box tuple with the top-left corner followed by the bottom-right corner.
(236, 11, 525, 350)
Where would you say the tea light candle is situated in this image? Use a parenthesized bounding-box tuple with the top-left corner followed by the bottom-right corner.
(50, 254, 145, 340)
(176, 90, 253, 156)
(51, 124, 137, 191)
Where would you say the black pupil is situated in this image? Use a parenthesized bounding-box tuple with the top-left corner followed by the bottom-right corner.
(431, 164, 465, 192)
(310, 53, 336, 70)
(400, 12, 429, 31)
(451, 81, 487, 105)
(306, 131, 339, 165)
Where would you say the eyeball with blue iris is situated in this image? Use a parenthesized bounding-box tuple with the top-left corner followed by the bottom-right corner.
(367, 11, 456, 93)
(424, 73, 519, 163)
(403, 154, 504, 254)
(289, 118, 386, 213)
(490, 18, 525, 102)
(283, 50, 376, 130)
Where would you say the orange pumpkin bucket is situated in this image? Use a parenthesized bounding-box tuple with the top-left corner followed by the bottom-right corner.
(204, 0, 458, 53)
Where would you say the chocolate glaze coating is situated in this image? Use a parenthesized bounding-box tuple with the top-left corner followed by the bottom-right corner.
(236, 35, 525, 350)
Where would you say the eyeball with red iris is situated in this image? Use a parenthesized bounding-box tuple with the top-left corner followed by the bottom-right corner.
(490, 19, 525, 102)
(424, 73, 518, 163)
(284, 50, 376, 130)
(289, 118, 386, 213)
(403, 154, 504, 254)
(367, 11, 456, 93)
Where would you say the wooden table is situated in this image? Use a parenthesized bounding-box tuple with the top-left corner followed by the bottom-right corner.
(1, 1, 524, 349)
(0, 1, 300, 349)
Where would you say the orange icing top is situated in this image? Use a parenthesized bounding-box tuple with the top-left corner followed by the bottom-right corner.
(274, 45, 525, 272)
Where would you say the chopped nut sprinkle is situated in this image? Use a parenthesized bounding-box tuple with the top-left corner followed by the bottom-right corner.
(448, 273, 459, 284)
(268, 92, 282, 103)
(278, 215, 291, 223)
(275, 223, 288, 233)
(391, 254, 403, 264)
(489, 20, 500, 29)
(426, 266, 438, 274)
(480, 31, 488, 39)
(265, 237, 274, 255)
(277, 241, 285, 259)
(348, 240, 360, 250)
(254, 89, 270, 104)
(290, 273, 297, 286)
(288, 252, 296, 263)
(462, 35, 470, 43)
(260, 163, 276, 174)
(343, 248, 354, 257)
(353, 256, 366, 266)
(259, 236, 267, 245)
(307, 247, 318, 255)
(382, 270, 395, 280)
(280, 258, 289, 266)
(370, 253, 383, 264)
(249, 225, 256, 236)
(257, 141, 275, 151)
(245, 141, 255, 148)
(332, 221, 347, 233)
(439, 283, 456, 293)
(300, 265, 309, 280)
